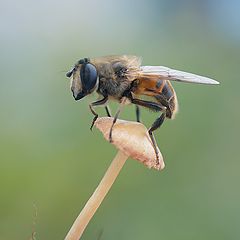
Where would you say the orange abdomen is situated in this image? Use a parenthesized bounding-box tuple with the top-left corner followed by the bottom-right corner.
(133, 77, 178, 119)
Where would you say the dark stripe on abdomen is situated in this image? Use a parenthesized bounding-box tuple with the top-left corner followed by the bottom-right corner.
(155, 81, 177, 119)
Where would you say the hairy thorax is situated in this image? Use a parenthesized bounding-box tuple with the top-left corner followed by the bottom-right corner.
(97, 76, 131, 99)
(93, 55, 141, 99)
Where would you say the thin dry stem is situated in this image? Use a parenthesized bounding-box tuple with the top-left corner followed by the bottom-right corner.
(65, 150, 128, 240)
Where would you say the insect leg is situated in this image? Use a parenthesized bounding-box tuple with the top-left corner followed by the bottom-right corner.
(130, 97, 166, 164)
(131, 98, 166, 112)
(136, 105, 141, 122)
(105, 105, 112, 117)
(89, 96, 108, 130)
(109, 97, 127, 142)
(148, 112, 166, 164)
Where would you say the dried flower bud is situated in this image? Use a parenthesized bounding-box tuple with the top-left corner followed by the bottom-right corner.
(95, 117, 165, 170)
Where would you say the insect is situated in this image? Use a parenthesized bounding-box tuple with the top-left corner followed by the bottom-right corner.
(66, 55, 219, 164)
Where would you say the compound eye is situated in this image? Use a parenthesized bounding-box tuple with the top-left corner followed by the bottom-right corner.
(80, 63, 98, 92)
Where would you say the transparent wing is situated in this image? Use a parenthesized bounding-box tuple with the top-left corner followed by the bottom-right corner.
(140, 66, 219, 85)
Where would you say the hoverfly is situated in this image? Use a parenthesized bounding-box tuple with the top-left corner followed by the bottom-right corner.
(66, 55, 219, 163)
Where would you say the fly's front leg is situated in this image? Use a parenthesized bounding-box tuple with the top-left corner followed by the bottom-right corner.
(89, 96, 108, 130)
(89, 105, 98, 131)
(109, 97, 127, 142)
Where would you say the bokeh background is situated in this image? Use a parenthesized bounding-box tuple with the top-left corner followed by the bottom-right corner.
(0, 0, 240, 239)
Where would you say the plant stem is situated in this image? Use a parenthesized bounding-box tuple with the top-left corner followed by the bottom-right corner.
(65, 150, 129, 240)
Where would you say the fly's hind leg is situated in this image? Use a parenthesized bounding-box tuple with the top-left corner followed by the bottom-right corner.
(89, 96, 108, 130)
(148, 112, 166, 164)
(130, 97, 167, 164)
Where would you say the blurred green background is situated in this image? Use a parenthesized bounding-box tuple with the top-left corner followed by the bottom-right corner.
(0, 0, 239, 239)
